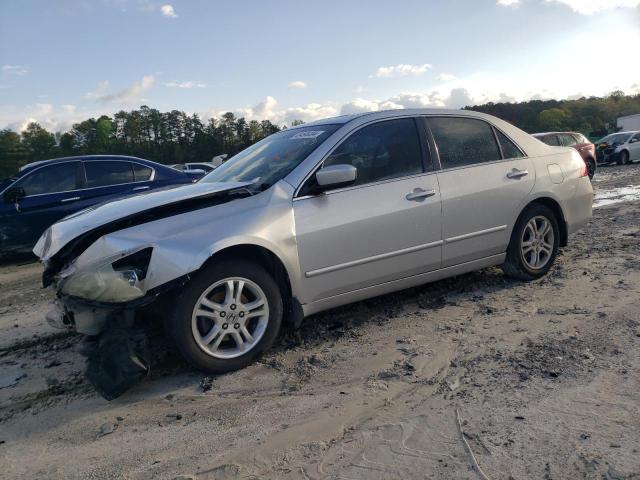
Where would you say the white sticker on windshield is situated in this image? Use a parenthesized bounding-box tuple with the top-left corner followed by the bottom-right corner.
(291, 130, 325, 140)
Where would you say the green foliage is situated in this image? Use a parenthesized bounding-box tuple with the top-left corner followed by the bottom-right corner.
(467, 91, 640, 136)
(538, 108, 570, 131)
(0, 107, 283, 178)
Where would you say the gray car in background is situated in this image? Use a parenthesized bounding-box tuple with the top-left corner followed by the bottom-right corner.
(34, 109, 593, 398)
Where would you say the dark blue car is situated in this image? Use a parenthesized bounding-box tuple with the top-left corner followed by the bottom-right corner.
(0, 155, 200, 257)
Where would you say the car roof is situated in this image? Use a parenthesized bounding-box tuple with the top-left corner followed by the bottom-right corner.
(17, 155, 161, 175)
(292, 108, 511, 129)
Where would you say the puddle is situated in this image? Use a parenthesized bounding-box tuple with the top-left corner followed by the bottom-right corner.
(593, 185, 640, 208)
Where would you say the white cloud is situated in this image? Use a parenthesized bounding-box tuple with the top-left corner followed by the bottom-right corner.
(84, 80, 110, 100)
(164, 80, 207, 88)
(206, 96, 339, 125)
(288, 81, 307, 89)
(160, 4, 177, 18)
(84, 75, 155, 103)
(2, 65, 29, 76)
(373, 63, 432, 78)
(0, 103, 84, 132)
(498, 0, 640, 14)
(340, 98, 403, 115)
(437, 73, 457, 81)
(547, 0, 640, 14)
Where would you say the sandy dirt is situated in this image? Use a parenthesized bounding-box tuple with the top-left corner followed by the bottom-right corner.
(1, 164, 639, 480)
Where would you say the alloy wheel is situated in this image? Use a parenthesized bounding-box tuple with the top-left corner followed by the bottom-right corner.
(191, 277, 269, 359)
(520, 215, 555, 270)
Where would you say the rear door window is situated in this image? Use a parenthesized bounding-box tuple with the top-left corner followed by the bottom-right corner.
(323, 118, 424, 186)
(541, 135, 560, 146)
(132, 163, 153, 181)
(18, 162, 80, 196)
(85, 161, 135, 187)
(560, 134, 578, 147)
(428, 117, 501, 168)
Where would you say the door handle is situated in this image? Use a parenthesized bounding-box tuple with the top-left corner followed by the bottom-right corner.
(506, 169, 529, 179)
(133, 186, 150, 191)
(406, 188, 436, 201)
(60, 196, 81, 203)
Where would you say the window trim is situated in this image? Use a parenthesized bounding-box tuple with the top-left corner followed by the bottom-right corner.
(15, 159, 156, 199)
(80, 159, 156, 190)
(424, 115, 527, 173)
(294, 116, 428, 199)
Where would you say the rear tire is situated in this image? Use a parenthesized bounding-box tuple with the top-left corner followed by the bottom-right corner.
(502, 204, 560, 281)
(586, 158, 596, 180)
(170, 259, 283, 374)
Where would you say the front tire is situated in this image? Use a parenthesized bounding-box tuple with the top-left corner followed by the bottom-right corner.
(502, 204, 560, 281)
(618, 150, 629, 165)
(170, 259, 283, 374)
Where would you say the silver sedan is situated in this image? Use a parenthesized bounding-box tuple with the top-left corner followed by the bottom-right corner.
(35, 109, 593, 396)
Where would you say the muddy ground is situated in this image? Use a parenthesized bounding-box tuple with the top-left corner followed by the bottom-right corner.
(1, 164, 639, 480)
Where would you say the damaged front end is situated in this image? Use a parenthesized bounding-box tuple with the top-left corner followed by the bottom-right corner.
(35, 181, 255, 400)
(45, 247, 160, 400)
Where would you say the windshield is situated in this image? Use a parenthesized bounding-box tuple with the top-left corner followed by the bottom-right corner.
(201, 125, 340, 188)
(599, 133, 631, 145)
(0, 177, 15, 193)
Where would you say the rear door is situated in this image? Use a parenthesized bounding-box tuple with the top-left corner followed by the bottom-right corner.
(2, 161, 83, 252)
(293, 117, 442, 303)
(428, 116, 535, 267)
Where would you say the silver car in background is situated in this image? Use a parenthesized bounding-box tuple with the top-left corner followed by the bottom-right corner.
(34, 109, 593, 398)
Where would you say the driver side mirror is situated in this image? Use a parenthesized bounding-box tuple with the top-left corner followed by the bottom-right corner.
(631, 138, 639, 144)
(3, 186, 25, 204)
(315, 164, 357, 192)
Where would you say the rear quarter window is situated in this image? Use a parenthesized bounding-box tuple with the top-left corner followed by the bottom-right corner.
(496, 130, 524, 159)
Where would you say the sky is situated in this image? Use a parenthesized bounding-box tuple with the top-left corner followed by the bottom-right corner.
(1, 0, 639, 132)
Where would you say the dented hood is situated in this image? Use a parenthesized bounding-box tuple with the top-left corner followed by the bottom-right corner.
(34, 181, 253, 263)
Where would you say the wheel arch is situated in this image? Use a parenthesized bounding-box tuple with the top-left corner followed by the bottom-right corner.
(196, 243, 302, 326)
(519, 197, 568, 247)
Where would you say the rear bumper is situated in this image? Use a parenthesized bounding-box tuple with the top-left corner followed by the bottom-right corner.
(565, 177, 593, 235)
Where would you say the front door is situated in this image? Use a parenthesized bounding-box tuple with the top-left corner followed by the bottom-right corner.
(293, 117, 442, 304)
(1, 161, 83, 254)
(427, 116, 536, 267)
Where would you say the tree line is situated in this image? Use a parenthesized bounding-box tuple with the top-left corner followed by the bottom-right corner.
(1, 91, 639, 179)
(0, 107, 283, 178)
(466, 90, 640, 137)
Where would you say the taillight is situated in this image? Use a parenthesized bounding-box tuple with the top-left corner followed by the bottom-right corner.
(579, 160, 588, 177)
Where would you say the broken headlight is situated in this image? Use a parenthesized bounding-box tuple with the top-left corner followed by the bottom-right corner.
(61, 248, 153, 303)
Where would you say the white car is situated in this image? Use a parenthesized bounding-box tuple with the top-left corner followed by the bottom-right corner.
(596, 131, 640, 165)
(35, 109, 593, 398)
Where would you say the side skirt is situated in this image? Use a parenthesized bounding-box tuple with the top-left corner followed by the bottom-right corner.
(301, 253, 506, 317)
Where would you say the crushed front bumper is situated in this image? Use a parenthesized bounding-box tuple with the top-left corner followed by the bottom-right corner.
(50, 298, 150, 400)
